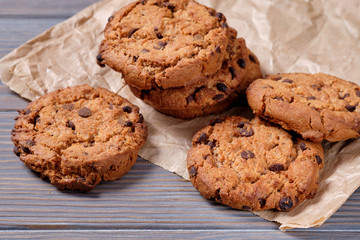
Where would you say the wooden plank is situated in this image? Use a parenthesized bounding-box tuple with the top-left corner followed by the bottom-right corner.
(0, 111, 360, 234)
(0, 0, 99, 17)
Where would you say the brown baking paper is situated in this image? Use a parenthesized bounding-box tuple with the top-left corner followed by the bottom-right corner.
(1, 0, 360, 231)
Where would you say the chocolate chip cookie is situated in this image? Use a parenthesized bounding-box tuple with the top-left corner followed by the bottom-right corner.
(98, 0, 231, 90)
(11, 85, 148, 192)
(187, 116, 323, 211)
(246, 73, 360, 142)
(129, 33, 262, 119)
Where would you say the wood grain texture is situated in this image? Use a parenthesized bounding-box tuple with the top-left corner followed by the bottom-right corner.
(0, 0, 360, 238)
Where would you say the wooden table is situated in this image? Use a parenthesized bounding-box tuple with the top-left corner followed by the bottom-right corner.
(0, 1, 359, 239)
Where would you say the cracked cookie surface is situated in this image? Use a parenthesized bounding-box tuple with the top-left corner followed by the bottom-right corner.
(11, 85, 148, 192)
(129, 31, 262, 119)
(246, 73, 360, 142)
(187, 116, 323, 211)
(98, 0, 231, 90)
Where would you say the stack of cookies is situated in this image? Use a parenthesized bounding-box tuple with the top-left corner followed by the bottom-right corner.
(97, 0, 262, 119)
(187, 72, 360, 211)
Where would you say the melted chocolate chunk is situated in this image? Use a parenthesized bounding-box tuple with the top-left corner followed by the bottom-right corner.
(215, 12, 224, 21)
(108, 16, 114, 22)
(63, 104, 74, 111)
(161, 2, 175, 11)
(215, 46, 221, 53)
(212, 94, 224, 101)
(299, 142, 307, 150)
(154, 41, 167, 50)
(13, 146, 21, 156)
(237, 121, 249, 128)
(196, 133, 209, 144)
(78, 107, 92, 118)
(241, 150, 255, 160)
(26, 140, 35, 146)
(190, 166, 197, 177)
(96, 54, 105, 67)
(279, 197, 293, 211)
(269, 163, 284, 172)
(24, 109, 31, 115)
(315, 155, 322, 164)
(341, 93, 350, 99)
(229, 67, 236, 79)
(274, 97, 284, 101)
(282, 78, 293, 84)
(240, 128, 254, 137)
(122, 106, 132, 113)
(210, 118, 224, 126)
(221, 22, 229, 28)
(156, 33, 163, 39)
(21, 146, 31, 154)
(259, 198, 266, 208)
(345, 104, 357, 112)
(216, 83, 228, 92)
(356, 89, 360, 97)
(311, 84, 322, 91)
(125, 121, 133, 127)
(237, 58, 246, 68)
(249, 54, 256, 63)
(128, 28, 139, 38)
(34, 115, 40, 126)
(141, 49, 150, 53)
(207, 140, 216, 149)
(66, 120, 75, 130)
(140, 0, 147, 5)
(138, 114, 144, 123)
(307, 96, 316, 100)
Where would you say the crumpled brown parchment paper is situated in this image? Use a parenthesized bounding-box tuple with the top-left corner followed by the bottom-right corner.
(1, 0, 360, 231)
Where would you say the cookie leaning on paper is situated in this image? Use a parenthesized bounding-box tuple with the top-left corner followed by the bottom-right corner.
(187, 116, 324, 211)
(246, 73, 360, 142)
(97, 0, 231, 90)
(129, 33, 262, 119)
(11, 85, 147, 192)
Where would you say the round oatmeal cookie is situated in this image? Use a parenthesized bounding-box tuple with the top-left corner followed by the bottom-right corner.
(129, 35, 262, 119)
(187, 116, 324, 211)
(11, 85, 147, 192)
(246, 73, 360, 142)
(97, 0, 232, 90)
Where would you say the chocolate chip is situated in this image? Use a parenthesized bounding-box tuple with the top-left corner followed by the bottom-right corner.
(237, 58, 246, 68)
(140, 0, 147, 5)
(66, 120, 75, 130)
(154, 41, 167, 50)
(307, 96, 316, 100)
(196, 133, 209, 144)
(156, 33, 163, 39)
(249, 54, 256, 63)
(138, 114, 144, 123)
(96, 54, 103, 63)
(341, 93, 350, 99)
(20, 146, 30, 154)
(275, 97, 284, 101)
(122, 106, 132, 113)
(356, 89, 360, 97)
(161, 2, 175, 11)
(269, 163, 284, 172)
(186, 95, 194, 104)
(212, 94, 224, 101)
(34, 115, 40, 126)
(214, 189, 222, 202)
(221, 22, 229, 28)
(24, 109, 31, 115)
(300, 142, 307, 150)
(237, 121, 249, 128)
(241, 150, 255, 160)
(229, 67, 236, 79)
(215, 12, 224, 21)
(259, 198, 266, 208)
(26, 140, 35, 146)
(210, 118, 224, 126)
(141, 49, 150, 53)
(63, 104, 74, 111)
(311, 85, 322, 91)
(216, 83, 228, 92)
(279, 197, 293, 211)
(83, 152, 89, 156)
(240, 128, 254, 137)
(345, 104, 357, 112)
(215, 46, 221, 53)
(133, 56, 139, 62)
(78, 107, 92, 118)
(315, 155, 322, 164)
(208, 140, 216, 149)
(125, 121, 133, 127)
(282, 78, 293, 84)
(108, 16, 114, 22)
(127, 28, 139, 38)
(13, 146, 21, 156)
(189, 166, 197, 177)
